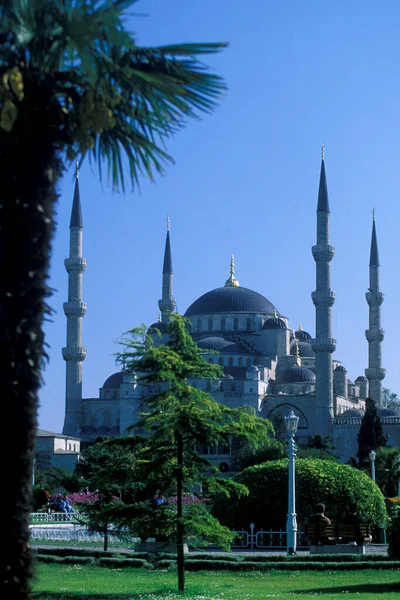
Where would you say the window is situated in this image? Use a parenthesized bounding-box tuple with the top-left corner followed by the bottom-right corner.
(197, 319, 201, 332)
(208, 318, 213, 331)
(246, 318, 252, 331)
(218, 357, 223, 365)
(208, 358, 213, 364)
(228, 357, 233, 366)
(249, 387, 253, 393)
(234, 317, 239, 331)
(221, 317, 226, 331)
(231, 383, 236, 392)
(238, 357, 243, 367)
(247, 358, 252, 367)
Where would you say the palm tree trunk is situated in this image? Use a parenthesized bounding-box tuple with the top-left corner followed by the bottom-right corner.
(176, 432, 185, 592)
(0, 79, 63, 599)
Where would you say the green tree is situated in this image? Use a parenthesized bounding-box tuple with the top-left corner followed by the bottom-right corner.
(115, 314, 271, 592)
(231, 437, 286, 471)
(74, 437, 145, 550)
(374, 447, 400, 498)
(383, 388, 400, 409)
(0, 2, 227, 596)
(357, 397, 387, 465)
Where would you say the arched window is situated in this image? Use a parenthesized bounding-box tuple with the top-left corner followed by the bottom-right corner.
(234, 317, 239, 331)
(228, 357, 233, 366)
(197, 319, 201, 332)
(218, 357, 223, 365)
(247, 358, 252, 367)
(231, 383, 236, 392)
(246, 318, 252, 331)
(221, 317, 226, 331)
(208, 358, 213, 364)
(238, 357, 243, 367)
(208, 318, 213, 331)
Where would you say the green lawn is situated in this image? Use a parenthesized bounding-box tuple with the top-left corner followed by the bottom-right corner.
(32, 564, 400, 599)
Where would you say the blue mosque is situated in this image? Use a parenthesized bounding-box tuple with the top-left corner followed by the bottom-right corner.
(61, 152, 400, 464)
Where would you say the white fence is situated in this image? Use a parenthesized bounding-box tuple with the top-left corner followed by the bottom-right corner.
(231, 523, 308, 549)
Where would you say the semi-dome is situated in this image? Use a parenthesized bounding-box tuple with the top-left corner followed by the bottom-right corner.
(148, 321, 168, 334)
(185, 286, 276, 316)
(295, 327, 312, 342)
(246, 365, 260, 372)
(220, 342, 251, 354)
(277, 366, 316, 384)
(290, 340, 315, 357)
(339, 408, 364, 418)
(334, 365, 347, 372)
(102, 372, 124, 389)
(378, 407, 400, 417)
(263, 316, 287, 330)
(197, 336, 235, 352)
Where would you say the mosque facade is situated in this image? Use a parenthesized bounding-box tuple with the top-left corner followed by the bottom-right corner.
(61, 155, 400, 464)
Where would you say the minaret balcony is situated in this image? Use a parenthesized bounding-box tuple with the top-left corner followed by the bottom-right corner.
(312, 244, 335, 262)
(311, 290, 336, 307)
(365, 367, 386, 381)
(64, 257, 87, 273)
(311, 338, 336, 353)
(62, 346, 87, 362)
(365, 291, 384, 306)
(365, 328, 385, 342)
(63, 301, 87, 317)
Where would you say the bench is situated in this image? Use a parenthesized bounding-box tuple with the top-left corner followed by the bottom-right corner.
(304, 523, 373, 555)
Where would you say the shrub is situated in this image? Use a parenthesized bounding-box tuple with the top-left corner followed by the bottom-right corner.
(388, 510, 400, 559)
(98, 558, 153, 569)
(212, 458, 388, 530)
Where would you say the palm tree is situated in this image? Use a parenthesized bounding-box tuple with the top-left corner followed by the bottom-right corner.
(0, 2, 227, 597)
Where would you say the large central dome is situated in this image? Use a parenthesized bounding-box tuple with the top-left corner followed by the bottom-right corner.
(185, 285, 276, 316)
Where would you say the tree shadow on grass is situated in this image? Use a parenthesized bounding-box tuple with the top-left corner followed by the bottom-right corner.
(297, 582, 400, 595)
(32, 592, 182, 599)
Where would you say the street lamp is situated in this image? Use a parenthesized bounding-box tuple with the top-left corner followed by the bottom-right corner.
(284, 410, 299, 556)
(369, 450, 376, 483)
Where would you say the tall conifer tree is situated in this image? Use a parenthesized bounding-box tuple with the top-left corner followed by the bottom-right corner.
(357, 397, 386, 464)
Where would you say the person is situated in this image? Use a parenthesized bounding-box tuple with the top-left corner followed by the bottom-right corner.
(342, 503, 364, 525)
(306, 503, 331, 524)
(64, 496, 75, 516)
(305, 503, 332, 545)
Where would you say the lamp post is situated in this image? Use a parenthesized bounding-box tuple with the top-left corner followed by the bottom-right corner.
(284, 410, 299, 556)
(369, 450, 376, 483)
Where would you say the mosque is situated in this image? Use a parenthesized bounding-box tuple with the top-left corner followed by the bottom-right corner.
(61, 152, 400, 464)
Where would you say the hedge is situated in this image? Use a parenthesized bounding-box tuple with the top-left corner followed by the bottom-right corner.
(98, 558, 153, 569)
(212, 458, 388, 531)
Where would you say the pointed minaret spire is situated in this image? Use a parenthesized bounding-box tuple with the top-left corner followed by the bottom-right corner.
(62, 166, 87, 436)
(317, 145, 330, 213)
(369, 209, 380, 267)
(158, 218, 176, 323)
(365, 212, 385, 404)
(311, 148, 336, 435)
(225, 254, 240, 287)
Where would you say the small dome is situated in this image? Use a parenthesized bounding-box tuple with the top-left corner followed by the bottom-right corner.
(290, 340, 315, 358)
(223, 374, 234, 379)
(246, 365, 260, 372)
(339, 408, 364, 418)
(148, 321, 168, 334)
(277, 366, 316, 384)
(334, 365, 347, 372)
(295, 328, 312, 342)
(102, 372, 124, 390)
(378, 407, 400, 417)
(197, 336, 235, 352)
(347, 379, 354, 385)
(263, 317, 287, 330)
(355, 375, 367, 382)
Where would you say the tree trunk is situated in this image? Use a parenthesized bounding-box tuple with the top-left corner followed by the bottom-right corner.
(0, 78, 63, 599)
(176, 432, 185, 592)
(103, 524, 109, 552)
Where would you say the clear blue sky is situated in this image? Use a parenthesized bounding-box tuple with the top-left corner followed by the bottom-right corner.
(38, 0, 400, 432)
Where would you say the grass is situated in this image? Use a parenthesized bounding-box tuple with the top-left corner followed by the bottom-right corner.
(32, 563, 400, 599)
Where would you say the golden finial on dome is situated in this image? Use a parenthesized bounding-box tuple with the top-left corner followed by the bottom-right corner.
(274, 308, 278, 318)
(224, 254, 240, 287)
(167, 215, 170, 230)
(298, 323, 303, 331)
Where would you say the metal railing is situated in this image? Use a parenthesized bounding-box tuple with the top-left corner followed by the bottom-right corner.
(231, 523, 308, 549)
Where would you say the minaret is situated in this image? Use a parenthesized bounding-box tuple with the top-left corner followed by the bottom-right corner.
(62, 163, 87, 435)
(158, 217, 176, 323)
(365, 211, 385, 404)
(311, 146, 336, 435)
